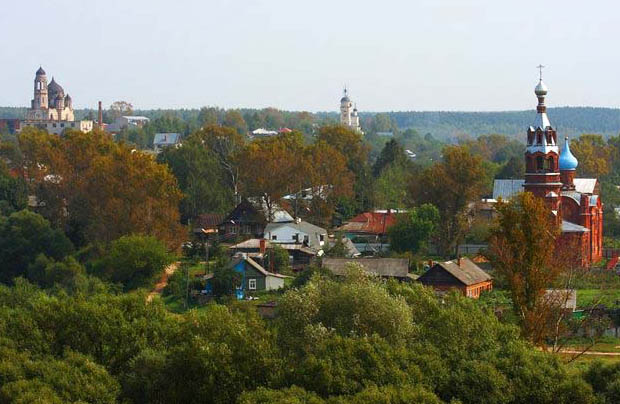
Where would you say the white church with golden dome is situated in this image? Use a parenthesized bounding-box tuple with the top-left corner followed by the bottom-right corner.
(21, 67, 93, 134)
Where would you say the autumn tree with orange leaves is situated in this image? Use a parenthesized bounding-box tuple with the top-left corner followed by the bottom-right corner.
(239, 132, 353, 225)
(15, 128, 183, 249)
(486, 192, 581, 346)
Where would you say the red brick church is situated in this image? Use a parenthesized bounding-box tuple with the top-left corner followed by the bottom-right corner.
(493, 76, 603, 267)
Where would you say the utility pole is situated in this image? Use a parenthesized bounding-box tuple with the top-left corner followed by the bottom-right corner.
(204, 238, 210, 275)
(185, 264, 189, 310)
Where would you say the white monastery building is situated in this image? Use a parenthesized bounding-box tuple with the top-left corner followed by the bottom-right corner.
(339, 87, 363, 134)
(21, 67, 93, 135)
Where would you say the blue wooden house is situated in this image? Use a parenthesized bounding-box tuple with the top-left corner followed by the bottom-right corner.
(204, 256, 288, 299)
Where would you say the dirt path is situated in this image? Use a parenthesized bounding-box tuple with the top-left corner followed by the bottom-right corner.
(557, 349, 620, 357)
(147, 262, 180, 302)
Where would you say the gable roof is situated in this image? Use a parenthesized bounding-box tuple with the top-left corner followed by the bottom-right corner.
(544, 289, 577, 311)
(574, 178, 597, 194)
(336, 211, 401, 235)
(493, 179, 524, 200)
(221, 200, 266, 226)
(425, 257, 492, 286)
(193, 213, 225, 230)
(322, 258, 409, 278)
(154, 133, 181, 145)
(265, 220, 326, 235)
(231, 256, 288, 278)
(493, 178, 599, 202)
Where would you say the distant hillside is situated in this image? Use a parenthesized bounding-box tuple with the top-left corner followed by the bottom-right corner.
(2, 106, 619, 140)
(384, 107, 620, 140)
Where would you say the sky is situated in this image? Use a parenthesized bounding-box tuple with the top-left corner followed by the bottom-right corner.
(1, 0, 619, 112)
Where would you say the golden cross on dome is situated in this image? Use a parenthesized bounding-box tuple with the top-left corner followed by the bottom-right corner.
(537, 64, 545, 81)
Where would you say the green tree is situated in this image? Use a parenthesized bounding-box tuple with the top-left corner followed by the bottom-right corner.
(388, 204, 439, 254)
(265, 245, 291, 274)
(373, 139, 408, 176)
(157, 134, 233, 221)
(0, 163, 27, 215)
(411, 145, 486, 256)
(223, 109, 248, 135)
(0, 210, 74, 284)
(211, 257, 241, 297)
(93, 235, 171, 291)
(571, 134, 611, 178)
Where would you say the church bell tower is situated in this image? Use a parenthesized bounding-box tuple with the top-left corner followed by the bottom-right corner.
(523, 66, 562, 217)
(32, 66, 48, 110)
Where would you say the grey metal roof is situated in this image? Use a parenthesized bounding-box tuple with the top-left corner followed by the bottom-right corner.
(153, 133, 181, 145)
(492, 179, 524, 200)
(265, 220, 326, 249)
(561, 190, 581, 205)
(265, 220, 326, 236)
(574, 179, 597, 194)
(561, 220, 589, 233)
(544, 289, 576, 311)
(322, 258, 409, 278)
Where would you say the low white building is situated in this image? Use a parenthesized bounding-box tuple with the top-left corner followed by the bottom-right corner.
(264, 220, 327, 250)
(20, 119, 93, 135)
(105, 116, 150, 133)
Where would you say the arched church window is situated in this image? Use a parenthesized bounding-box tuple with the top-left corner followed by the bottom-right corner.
(536, 156, 544, 171)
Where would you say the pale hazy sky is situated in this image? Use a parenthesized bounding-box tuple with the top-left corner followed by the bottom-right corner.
(1, 0, 618, 112)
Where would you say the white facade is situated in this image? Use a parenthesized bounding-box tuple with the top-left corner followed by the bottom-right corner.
(265, 275, 285, 290)
(339, 88, 363, 134)
(21, 67, 92, 134)
(264, 221, 327, 250)
(21, 120, 93, 135)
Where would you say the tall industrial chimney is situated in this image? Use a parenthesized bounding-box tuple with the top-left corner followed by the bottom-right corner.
(98, 101, 103, 129)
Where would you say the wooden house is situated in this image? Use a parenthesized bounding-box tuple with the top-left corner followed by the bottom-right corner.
(204, 255, 288, 299)
(418, 257, 492, 298)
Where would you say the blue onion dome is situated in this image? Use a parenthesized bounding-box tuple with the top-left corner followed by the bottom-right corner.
(559, 137, 578, 170)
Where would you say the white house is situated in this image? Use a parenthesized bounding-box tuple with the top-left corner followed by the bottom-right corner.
(264, 220, 327, 250)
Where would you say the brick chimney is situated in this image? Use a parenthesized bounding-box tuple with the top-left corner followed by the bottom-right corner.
(259, 239, 266, 255)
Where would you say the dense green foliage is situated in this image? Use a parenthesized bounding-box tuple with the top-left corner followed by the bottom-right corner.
(0, 266, 612, 403)
(388, 204, 439, 254)
(0, 210, 74, 284)
(91, 235, 171, 291)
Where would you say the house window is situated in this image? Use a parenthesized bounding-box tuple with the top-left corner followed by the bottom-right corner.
(272, 235, 277, 240)
(294, 233, 299, 242)
(248, 279, 257, 290)
(320, 234, 325, 242)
